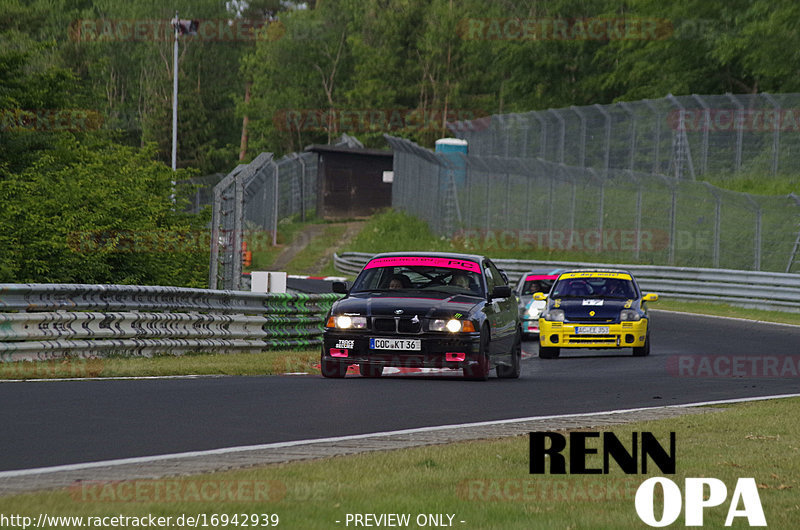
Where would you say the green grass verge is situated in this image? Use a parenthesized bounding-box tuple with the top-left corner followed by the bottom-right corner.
(702, 173, 800, 196)
(0, 350, 320, 380)
(655, 299, 800, 326)
(2, 398, 797, 528)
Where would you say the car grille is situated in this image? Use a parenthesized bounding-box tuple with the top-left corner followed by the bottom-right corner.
(565, 335, 618, 345)
(372, 317, 422, 334)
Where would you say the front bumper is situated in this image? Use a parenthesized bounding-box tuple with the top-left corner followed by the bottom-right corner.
(538, 319, 648, 348)
(322, 332, 482, 369)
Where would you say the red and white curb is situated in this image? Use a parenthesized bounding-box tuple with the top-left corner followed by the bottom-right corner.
(311, 351, 534, 376)
(289, 274, 349, 281)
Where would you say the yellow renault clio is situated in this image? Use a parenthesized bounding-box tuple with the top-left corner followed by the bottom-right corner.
(535, 269, 658, 358)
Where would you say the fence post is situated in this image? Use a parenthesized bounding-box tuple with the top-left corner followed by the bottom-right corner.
(643, 99, 661, 175)
(549, 109, 565, 164)
(272, 162, 279, 247)
(726, 93, 744, 172)
(589, 169, 605, 238)
(569, 169, 577, 235)
(571, 105, 587, 168)
(762, 92, 781, 176)
(635, 177, 643, 261)
(656, 174, 678, 265)
(298, 155, 306, 221)
(691, 94, 710, 176)
(232, 174, 244, 291)
(745, 195, 762, 270)
(702, 182, 722, 268)
(209, 186, 221, 289)
(533, 112, 547, 160)
(594, 104, 612, 172)
(787, 193, 800, 273)
(667, 94, 696, 180)
(620, 102, 637, 172)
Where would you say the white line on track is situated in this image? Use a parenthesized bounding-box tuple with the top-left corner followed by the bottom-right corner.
(651, 308, 800, 328)
(0, 375, 225, 383)
(2, 392, 798, 479)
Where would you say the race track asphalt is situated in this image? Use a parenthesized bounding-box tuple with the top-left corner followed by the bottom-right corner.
(1, 310, 798, 472)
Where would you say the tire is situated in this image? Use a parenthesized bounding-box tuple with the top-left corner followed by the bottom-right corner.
(320, 350, 347, 378)
(497, 329, 521, 379)
(632, 334, 651, 357)
(358, 363, 384, 377)
(538, 344, 560, 359)
(463, 326, 490, 381)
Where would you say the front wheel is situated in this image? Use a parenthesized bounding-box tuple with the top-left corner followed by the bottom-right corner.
(320, 351, 347, 378)
(463, 326, 490, 381)
(538, 344, 560, 359)
(632, 334, 651, 357)
(497, 329, 521, 379)
(358, 363, 384, 377)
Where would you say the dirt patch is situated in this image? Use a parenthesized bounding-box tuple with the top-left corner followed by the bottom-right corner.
(269, 221, 366, 274)
(305, 221, 365, 274)
(270, 224, 327, 270)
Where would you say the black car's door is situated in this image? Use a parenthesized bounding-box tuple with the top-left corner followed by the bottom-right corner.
(482, 260, 517, 358)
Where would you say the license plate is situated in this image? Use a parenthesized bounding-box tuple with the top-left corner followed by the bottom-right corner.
(575, 326, 609, 335)
(370, 338, 421, 351)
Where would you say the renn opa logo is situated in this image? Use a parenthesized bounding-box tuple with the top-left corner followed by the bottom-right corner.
(530, 431, 766, 527)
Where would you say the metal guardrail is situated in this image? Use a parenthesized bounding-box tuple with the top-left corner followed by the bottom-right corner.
(333, 252, 800, 313)
(0, 284, 342, 361)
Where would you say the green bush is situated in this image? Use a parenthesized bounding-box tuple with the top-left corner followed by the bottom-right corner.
(0, 138, 210, 286)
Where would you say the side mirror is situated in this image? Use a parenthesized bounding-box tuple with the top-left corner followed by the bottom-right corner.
(491, 285, 512, 299)
(332, 281, 348, 294)
(642, 293, 658, 302)
(533, 292, 547, 301)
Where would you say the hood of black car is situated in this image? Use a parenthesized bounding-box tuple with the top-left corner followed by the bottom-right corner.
(554, 298, 632, 321)
(334, 292, 481, 318)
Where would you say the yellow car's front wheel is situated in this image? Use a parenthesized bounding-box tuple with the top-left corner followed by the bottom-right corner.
(539, 345, 560, 359)
(632, 333, 651, 357)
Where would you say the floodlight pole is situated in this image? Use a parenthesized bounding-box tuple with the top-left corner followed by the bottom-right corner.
(171, 10, 178, 172)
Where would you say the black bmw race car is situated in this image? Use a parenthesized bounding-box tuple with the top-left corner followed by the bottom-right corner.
(321, 252, 522, 380)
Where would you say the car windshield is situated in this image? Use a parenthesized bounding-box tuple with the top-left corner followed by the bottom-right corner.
(351, 263, 484, 296)
(519, 276, 557, 295)
(551, 277, 636, 299)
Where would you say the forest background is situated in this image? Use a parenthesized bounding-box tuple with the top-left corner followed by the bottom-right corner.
(2, 0, 798, 285)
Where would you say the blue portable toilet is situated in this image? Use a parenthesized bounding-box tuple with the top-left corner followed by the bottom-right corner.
(435, 138, 468, 187)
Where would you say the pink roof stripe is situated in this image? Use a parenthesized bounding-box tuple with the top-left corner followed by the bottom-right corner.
(525, 274, 559, 281)
(364, 256, 481, 273)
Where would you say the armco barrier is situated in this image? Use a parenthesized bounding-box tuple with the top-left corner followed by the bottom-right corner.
(0, 284, 341, 362)
(333, 252, 800, 313)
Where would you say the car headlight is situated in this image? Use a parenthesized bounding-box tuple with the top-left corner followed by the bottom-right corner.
(326, 315, 367, 329)
(619, 309, 641, 321)
(430, 319, 476, 332)
(542, 309, 565, 322)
